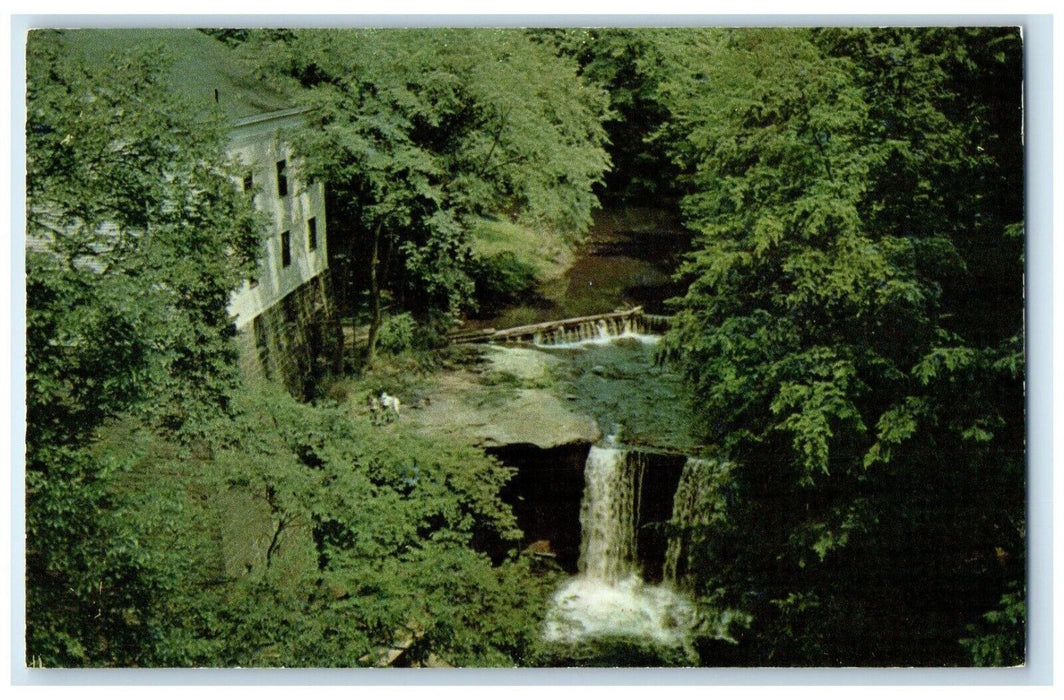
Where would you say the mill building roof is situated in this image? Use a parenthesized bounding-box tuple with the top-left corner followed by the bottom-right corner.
(43, 28, 298, 122)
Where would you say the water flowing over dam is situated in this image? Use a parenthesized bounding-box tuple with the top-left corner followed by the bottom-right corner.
(451, 306, 670, 348)
(529, 312, 668, 349)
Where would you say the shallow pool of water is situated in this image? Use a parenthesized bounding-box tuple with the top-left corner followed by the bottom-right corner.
(470, 207, 693, 330)
(543, 336, 697, 454)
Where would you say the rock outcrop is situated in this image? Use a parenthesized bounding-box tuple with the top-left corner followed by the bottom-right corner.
(408, 345, 602, 450)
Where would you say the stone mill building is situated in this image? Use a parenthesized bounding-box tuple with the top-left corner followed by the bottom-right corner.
(226, 104, 342, 399)
(44, 29, 343, 398)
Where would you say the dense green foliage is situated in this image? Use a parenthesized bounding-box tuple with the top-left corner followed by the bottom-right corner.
(655, 28, 1024, 665)
(26, 379, 558, 667)
(24, 26, 1027, 669)
(237, 29, 611, 363)
(26, 32, 261, 439)
(83, 385, 558, 667)
(25, 29, 557, 668)
(469, 251, 539, 313)
(532, 28, 681, 203)
(25, 30, 262, 665)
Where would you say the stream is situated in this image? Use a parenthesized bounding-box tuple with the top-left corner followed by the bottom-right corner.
(473, 207, 713, 664)
(472, 206, 693, 330)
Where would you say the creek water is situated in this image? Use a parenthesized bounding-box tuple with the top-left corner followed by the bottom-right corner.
(497, 205, 700, 453)
(473, 206, 693, 330)
(479, 207, 709, 662)
(545, 335, 696, 454)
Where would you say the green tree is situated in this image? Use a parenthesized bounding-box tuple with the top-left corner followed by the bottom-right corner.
(240, 29, 611, 365)
(25, 28, 574, 663)
(98, 383, 559, 667)
(531, 28, 683, 203)
(656, 28, 1024, 665)
(25, 29, 567, 668)
(25, 30, 261, 665)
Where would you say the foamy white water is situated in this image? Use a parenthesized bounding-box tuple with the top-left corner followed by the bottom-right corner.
(542, 574, 696, 646)
(537, 331, 661, 350)
(532, 316, 663, 349)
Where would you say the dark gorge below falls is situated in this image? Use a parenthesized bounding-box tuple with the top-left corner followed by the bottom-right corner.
(492, 442, 687, 581)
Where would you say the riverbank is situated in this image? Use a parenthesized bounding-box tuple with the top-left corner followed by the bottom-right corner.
(470, 217, 577, 285)
(464, 206, 692, 332)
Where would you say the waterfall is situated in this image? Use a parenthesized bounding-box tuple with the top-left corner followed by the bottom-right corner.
(577, 446, 644, 584)
(542, 441, 695, 651)
(663, 457, 717, 586)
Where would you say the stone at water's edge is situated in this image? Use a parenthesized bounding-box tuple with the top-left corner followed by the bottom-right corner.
(407, 345, 602, 450)
(468, 389, 602, 449)
(480, 345, 558, 383)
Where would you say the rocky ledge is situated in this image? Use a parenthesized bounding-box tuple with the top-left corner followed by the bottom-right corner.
(407, 345, 601, 450)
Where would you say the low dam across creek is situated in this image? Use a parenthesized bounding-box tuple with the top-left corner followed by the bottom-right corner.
(451, 306, 671, 348)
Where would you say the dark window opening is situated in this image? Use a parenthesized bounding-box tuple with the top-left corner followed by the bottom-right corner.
(281, 231, 291, 268)
(307, 217, 318, 251)
(243, 172, 254, 192)
(249, 277, 259, 289)
(276, 160, 288, 197)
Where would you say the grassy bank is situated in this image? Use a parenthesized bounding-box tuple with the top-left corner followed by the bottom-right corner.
(470, 217, 577, 285)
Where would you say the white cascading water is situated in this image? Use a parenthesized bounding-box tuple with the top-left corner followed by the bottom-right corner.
(542, 440, 696, 648)
(578, 444, 642, 584)
(533, 317, 661, 349)
(663, 457, 716, 586)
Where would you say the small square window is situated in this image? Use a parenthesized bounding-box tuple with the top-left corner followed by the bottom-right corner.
(307, 217, 318, 251)
(276, 160, 288, 197)
(281, 231, 291, 268)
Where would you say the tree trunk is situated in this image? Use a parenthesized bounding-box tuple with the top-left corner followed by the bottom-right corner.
(363, 220, 384, 368)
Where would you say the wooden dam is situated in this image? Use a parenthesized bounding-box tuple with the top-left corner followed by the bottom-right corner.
(450, 306, 671, 346)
